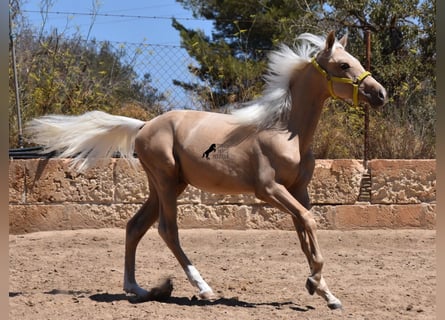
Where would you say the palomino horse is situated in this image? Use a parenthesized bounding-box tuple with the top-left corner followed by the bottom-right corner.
(25, 31, 387, 310)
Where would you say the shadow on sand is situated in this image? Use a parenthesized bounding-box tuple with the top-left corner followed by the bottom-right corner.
(89, 292, 315, 312)
(39, 279, 315, 312)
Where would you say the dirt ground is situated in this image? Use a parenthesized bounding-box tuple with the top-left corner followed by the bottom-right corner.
(9, 228, 435, 320)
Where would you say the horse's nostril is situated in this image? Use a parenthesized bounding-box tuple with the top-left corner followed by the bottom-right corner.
(378, 91, 384, 99)
(378, 89, 387, 101)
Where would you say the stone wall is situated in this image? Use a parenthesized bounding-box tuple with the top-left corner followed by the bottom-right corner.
(9, 159, 436, 234)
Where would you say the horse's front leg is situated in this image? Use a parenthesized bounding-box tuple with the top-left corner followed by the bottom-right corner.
(258, 182, 342, 309)
(292, 216, 342, 309)
(291, 187, 342, 310)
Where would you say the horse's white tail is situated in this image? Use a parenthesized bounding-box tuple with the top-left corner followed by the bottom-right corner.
(24, 110, 146, 172)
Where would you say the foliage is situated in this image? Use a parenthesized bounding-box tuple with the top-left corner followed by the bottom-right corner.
(174, 0, 435, 158)
(172, 18, 265, 109)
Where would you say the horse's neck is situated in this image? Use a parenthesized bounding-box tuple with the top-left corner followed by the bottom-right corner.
(287, 65, 329, 154)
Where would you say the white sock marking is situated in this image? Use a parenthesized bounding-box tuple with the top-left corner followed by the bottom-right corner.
(185, 265, 212, 294)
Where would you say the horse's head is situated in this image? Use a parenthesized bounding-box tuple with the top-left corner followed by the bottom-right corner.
(312, 31, 387, 108)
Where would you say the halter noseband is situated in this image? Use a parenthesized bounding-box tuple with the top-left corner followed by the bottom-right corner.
(311, 57, 371, 107)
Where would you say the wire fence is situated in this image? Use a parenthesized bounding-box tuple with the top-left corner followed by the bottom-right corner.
(13, 35, 205, 111)
(84, 40, 206, 111)
(120, 42, 202, 110)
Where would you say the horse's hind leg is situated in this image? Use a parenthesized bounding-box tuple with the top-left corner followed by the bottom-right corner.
(157, 180, 215, 300)
(124, 183, 159, 297)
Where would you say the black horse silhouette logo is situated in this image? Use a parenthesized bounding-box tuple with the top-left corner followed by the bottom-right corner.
(202, 144, 216, 159)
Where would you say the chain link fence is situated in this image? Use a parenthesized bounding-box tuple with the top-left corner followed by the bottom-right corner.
(12, 35, 204, 112)
(121, 42, 202, 110)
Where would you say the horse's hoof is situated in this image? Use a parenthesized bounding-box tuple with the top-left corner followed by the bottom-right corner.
(124, 286, 149, 297)
(199, 290, 217, 301)
(305, 277, 317, 295)
(328, 301, 343, 310)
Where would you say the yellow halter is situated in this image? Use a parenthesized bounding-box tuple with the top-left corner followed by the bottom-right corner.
(311, 57, 371, 107)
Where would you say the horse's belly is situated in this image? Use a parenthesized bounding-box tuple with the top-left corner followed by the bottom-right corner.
(187, 175, 253, 195)
(178, 151, 255, 195)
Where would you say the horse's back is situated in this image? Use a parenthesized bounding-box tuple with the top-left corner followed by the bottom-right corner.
(136, 109, 235, 152)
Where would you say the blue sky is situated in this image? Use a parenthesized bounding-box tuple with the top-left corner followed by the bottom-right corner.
(21, 0, 213, 44)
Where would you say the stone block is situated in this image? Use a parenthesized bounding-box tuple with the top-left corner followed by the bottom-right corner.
(308, 159, 364, 204)
(423, 204, 437, 228)
(311, 205, 336, 230)
(9, 160, 26, 203)
(114, 159, 149, 203)
(9, 203, 141, 234)
(370, 159, 436, 204)
(213, 205, 251, 229)
(24, 158, 114, 204)
(177, 204, 251, 229)
(200, 192, 261, 205)
(178, 186, 202, 204)
(336, 204, 396, 229)
(177, 204, 223, 229)
(333, 204, 436, 229)
(246, 205, 293, 230)
(10, 204, 64, 234)
(391, 204, 436, 228)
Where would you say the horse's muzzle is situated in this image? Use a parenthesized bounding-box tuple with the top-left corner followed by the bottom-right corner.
(364, 86, 388, 108)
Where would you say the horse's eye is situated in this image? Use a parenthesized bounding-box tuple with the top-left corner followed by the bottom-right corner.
(340, 63, 350, 70)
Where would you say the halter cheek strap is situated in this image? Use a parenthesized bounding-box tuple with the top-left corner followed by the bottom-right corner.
(311, 57, 371, 107)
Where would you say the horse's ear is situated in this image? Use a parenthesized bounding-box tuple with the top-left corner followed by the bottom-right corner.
(325, 30, 336, 51)
(339, 33, 348, 48)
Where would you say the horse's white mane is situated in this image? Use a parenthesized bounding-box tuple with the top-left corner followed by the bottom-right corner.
(230, 33, 344, 130)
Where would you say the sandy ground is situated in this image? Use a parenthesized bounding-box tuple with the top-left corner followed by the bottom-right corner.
(9, 228, 435, 320)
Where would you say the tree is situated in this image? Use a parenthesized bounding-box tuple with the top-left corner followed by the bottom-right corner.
(174, 0, 435, 158)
